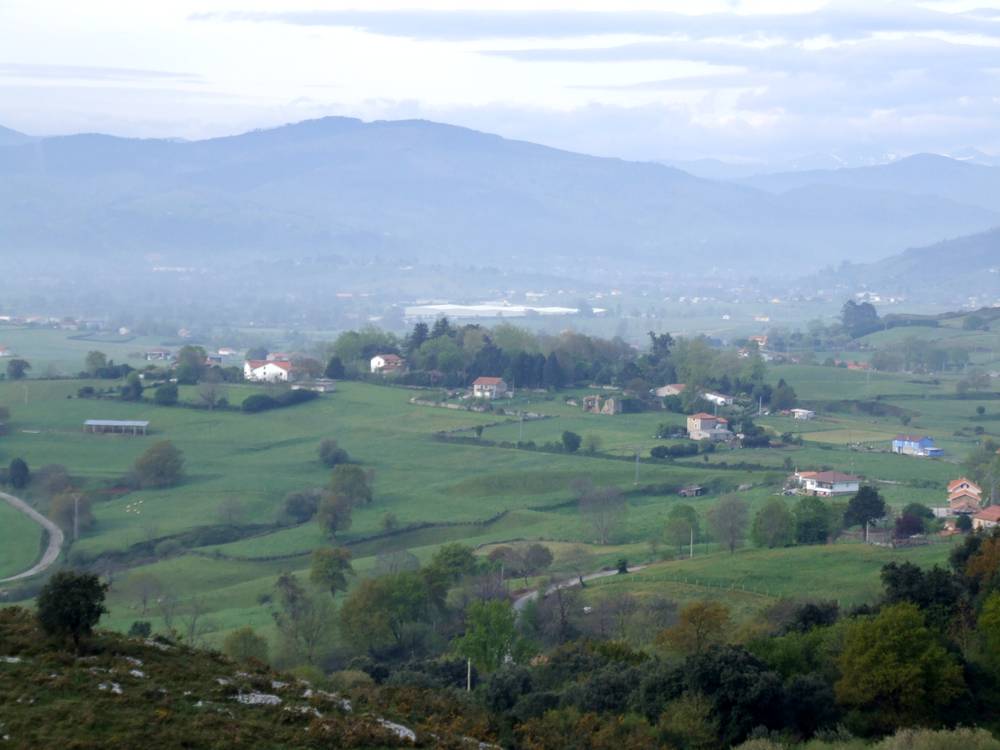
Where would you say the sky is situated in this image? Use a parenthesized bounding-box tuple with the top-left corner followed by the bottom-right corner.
(1, 0, 999, 164)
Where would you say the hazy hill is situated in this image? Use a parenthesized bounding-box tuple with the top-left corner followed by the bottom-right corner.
(0, 124, 29, 146)
(0, 117, 997, 275)
(823, 227, 1000, 298)
(743, 154, 1000, 213)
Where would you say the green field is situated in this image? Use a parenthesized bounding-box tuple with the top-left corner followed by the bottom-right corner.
(0, 501, 41, 579)
(0, 333, 994, 649)
(582, 541, 956, 620)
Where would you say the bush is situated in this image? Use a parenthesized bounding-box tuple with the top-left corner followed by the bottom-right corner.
(154, 383, 179, 406)
(128, 621, 152, 638)
(318, 439, 350, 467)
(242, 389, 318, 413)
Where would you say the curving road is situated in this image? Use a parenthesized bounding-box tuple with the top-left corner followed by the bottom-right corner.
(0, 491, 64, 583)
(513, 564, 648, 612)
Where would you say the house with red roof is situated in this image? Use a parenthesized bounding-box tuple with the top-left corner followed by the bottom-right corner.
(974, 505, 1000, 530)
(244, 359, 293, 383)
(687, 413, 732, 441)
(948, 477, 983, 515)
(472, 376, 509, 399)
(370, 354, 405, 374)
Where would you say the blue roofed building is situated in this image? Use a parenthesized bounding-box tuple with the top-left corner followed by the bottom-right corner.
(892, 434, 944, 458)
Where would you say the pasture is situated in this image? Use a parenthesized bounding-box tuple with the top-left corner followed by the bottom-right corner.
(0, 501, 41, 579)
(0, 346, 993, 649)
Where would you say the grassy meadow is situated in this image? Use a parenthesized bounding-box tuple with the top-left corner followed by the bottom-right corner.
(0, 326, 995, 650)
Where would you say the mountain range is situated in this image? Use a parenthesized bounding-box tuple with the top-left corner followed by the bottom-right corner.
(1, 116, 998, 277)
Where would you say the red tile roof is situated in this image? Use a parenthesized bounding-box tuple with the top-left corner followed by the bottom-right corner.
(689, 413, 728, 422)
(247, 359, 291, 371)
(948, 477, 981, 494)
(473, 377, 505, 386)
(975, 506, 1000, 523)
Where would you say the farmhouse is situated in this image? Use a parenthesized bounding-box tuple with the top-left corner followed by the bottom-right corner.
(791, 408, 815, 420)
(794, 470, 860, 496)
(244, 359, 293, 383)
(687, 413, 732, 441)
(654, 383, 686, 398)
(582, 394, 622, 415)
(973, 506, 1000, 530)
(84, 419, 149, 436)
(370, 354, 405, 374)
(748, 335, 768, 348)
(892, 434, 944, 458)
(703, 391, 734, 407)
(0, 345, 11, 358)
(472, 376, 509, 399)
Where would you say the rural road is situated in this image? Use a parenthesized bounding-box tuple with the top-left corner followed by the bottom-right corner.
(513, 564, 648, 612)
(0, 491, 64, 583)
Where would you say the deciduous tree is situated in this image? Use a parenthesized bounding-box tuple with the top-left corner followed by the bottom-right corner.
(656, 600, 731, 656)
(310, 546, 354, 597)
(133, 440, 185, 489)
(751, 499, 794, 548)
(708, 494, 749, 553)
(836, 602, 964, 730)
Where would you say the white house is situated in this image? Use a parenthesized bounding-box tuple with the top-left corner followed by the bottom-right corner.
(703, 391, 734, 407)
(472, 376, 509, 399)
(370, 354, 405, 374)
(244, 359, 292, 383)
(791, 408, 816, 420)
(795, 471, 860, 496)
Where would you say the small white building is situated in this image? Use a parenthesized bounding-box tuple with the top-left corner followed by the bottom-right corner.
(795, 471, 860, 496)
(244, 359, 292, 382)
(370, 354, 405, 374)
(703, 391, 734, 407)
(791, 408, 815, 420)
(472, 376, 509, 399)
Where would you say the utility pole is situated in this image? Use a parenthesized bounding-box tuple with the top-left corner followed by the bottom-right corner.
(467, 658, 472, 692)
(634, 447, 640, 485)
(689, 526, 694, 559)
(518, 413, 524, 445)
(73, 493, 81, 541)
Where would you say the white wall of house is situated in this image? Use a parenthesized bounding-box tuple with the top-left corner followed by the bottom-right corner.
(244, 362, 290, 382)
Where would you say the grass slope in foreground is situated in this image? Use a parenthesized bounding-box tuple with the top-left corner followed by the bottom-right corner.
(0, 606, 491, 749)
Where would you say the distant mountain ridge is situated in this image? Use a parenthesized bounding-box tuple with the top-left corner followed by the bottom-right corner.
(0, 116, 997, 275)
(0, 124, 30, 146)
(742, 154, 1000, 213)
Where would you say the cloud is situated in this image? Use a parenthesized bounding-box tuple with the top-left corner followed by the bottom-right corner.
(0, 63, 202, 84)
(192, 6, 1000, 42)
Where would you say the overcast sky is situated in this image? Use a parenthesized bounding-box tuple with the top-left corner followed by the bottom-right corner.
(1, 1, 999, 163)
